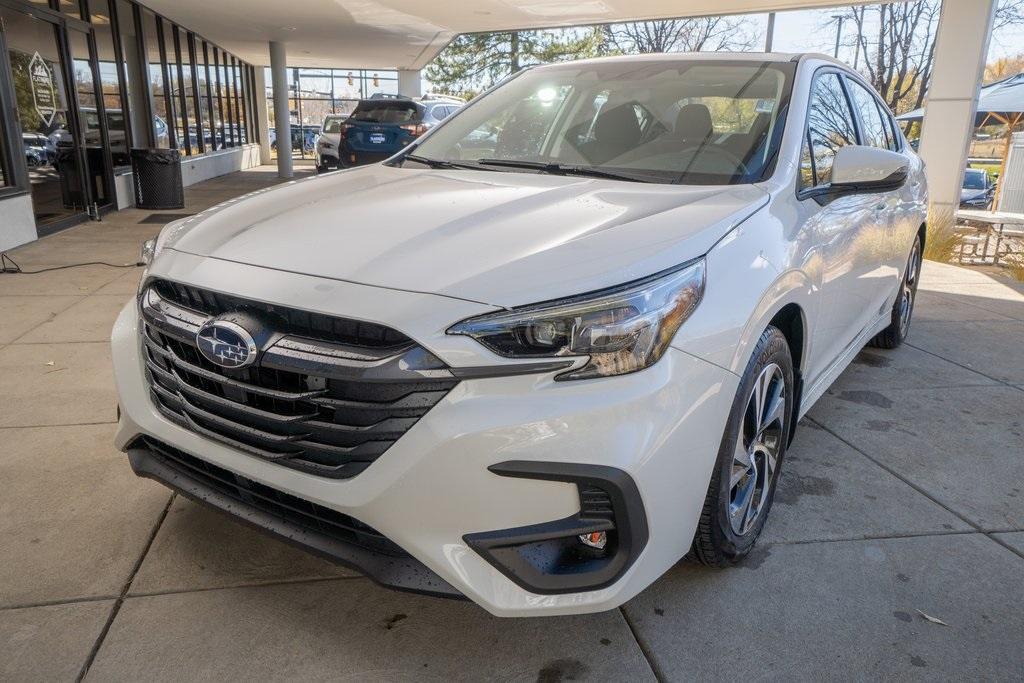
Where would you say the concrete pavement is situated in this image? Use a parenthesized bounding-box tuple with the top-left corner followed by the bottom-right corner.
(1, 165, 1022, 681)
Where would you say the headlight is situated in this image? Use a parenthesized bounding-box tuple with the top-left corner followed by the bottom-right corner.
(140, 238, 156, 265)
(448, 259, 705, 381)
(140, 217, 193, 266)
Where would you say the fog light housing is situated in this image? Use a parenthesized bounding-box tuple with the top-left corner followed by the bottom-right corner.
(464, 462, 648, 595)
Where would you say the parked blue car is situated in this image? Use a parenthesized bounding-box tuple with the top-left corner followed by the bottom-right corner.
(338, 96, 459, 167)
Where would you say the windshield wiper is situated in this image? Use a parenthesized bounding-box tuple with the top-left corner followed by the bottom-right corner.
(401, 154, 482, 171)
(475, 159, 652, 183)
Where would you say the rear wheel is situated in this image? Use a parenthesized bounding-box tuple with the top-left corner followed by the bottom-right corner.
(693, 326, 793, 567)
(868, 235, 922, 350)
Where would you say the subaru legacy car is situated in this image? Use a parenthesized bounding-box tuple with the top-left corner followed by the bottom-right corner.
(332, 95, 462, 167)
(115, 53, 927, 617)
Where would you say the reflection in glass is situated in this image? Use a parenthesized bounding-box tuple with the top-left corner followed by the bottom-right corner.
(69, 28, 112, 207)
(88, 0, 129, 166)
(142, 10, 169, 147)
(3, 6, 85, 225)
(803, 72, 856, 187)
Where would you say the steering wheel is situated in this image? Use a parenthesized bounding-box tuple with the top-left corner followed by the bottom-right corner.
(678, 145, 749, 178)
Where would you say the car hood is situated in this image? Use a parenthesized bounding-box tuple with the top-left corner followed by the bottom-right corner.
(960, 188, 988, 201)
(167, 164, 768, 308)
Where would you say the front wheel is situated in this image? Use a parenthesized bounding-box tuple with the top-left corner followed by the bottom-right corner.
(868, 235, 922, 350)
(693, 326, 794, 567)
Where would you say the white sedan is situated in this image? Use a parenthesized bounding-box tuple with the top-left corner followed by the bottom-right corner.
(115, 52, 927, 616)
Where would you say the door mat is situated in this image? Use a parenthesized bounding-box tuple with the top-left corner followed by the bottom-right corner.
(140, 213, 193, 224)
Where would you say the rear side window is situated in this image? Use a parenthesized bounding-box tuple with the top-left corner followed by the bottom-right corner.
(847, 79, 890, 150)
(800, 72, 857, 190)
(350, 101, 421, 124)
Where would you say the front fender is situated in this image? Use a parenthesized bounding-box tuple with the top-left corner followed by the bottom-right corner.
(671, 216, 816, 379)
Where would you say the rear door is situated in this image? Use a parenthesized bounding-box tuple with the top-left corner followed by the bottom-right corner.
(844, 76, 911, 308)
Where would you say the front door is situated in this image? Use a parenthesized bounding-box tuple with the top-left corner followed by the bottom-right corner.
(1, 4, 110, 234)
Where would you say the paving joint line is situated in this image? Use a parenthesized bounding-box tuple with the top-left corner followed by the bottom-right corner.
(124, 574, 367, 601)
(0, 594, 119, 612)
(920, 289, 1024, 322)
(0, 421, 117, 430)
(619, 605, 665, 683)
(76, 492, 175, 682)
(806, 417, 1023, 561)
(11, 339, 126, 346)
(764, 528, 980, 547)
(6, 296, 92, 345)
(905, 340, 1024, 393)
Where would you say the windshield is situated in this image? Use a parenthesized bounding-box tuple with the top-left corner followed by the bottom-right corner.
(350, 101, 421, 124)
(963, 170, 986, 190)
(410, 59, 795, 185)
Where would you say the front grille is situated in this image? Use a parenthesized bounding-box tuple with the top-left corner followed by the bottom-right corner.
(151, 279, 409, 348)
(140, 279, 458, 479)
(141, 437, 408, 557)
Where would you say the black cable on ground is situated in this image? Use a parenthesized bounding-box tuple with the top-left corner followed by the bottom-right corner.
(0, 252, 144, 275)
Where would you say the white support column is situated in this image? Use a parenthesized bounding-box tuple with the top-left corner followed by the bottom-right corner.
(397, 69, 422, 99)
(917, 0, 997, 231)
(253, 66, 273, 166)
(269, 41, 292, 179)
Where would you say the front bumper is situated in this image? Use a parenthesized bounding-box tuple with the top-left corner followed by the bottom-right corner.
(112, 255, 738, 616)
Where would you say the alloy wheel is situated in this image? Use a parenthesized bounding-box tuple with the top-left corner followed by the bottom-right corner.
(898, 241, 921, 337)
(729, 363, 786, 535)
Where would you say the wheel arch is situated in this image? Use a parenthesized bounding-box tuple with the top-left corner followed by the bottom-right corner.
(767, 302, 807, 446)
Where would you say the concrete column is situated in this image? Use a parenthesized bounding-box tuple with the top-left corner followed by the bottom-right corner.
(253, 66, 273, 166)
(917, 0, 997, 231)
(397, 69, 422, 99)
(269, 41, 292, 178)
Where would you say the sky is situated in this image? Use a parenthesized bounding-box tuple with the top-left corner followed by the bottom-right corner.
(422, 4, 1024, 92)
(764, 7, 1024, 63)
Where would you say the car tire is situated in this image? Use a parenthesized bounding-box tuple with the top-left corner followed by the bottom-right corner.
(867, 235, 922, 350)
(693, 326, 794, 567)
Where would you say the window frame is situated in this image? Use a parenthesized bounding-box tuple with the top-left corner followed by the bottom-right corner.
(796, 66, 862, 201)
(843, 73, 904, 154)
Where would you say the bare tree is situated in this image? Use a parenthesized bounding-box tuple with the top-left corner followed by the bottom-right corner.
(601, 16, 757, 54)
(837, 0, 1024, 115)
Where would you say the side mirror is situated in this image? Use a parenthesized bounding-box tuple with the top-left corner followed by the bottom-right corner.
(831, 145, 909, 192)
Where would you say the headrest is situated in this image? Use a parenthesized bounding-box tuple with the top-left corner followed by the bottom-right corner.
(674, 104, 713, 141)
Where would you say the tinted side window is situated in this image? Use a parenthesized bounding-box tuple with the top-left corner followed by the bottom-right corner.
(848, 80, 889, 150)
(801, 72, 857, 189)
(882, 105, 902, 151)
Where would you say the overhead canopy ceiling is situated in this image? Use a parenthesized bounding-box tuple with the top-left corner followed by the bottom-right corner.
(138, 0, 876, 69)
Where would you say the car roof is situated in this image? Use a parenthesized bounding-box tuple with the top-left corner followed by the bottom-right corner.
(531, 51, 849, 71)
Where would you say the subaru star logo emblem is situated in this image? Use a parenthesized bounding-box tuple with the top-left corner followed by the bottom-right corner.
(195, 320, 258, 369)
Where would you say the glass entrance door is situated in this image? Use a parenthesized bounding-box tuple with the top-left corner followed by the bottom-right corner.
(2, 7, 85, 229)
(68, 27, 113, 210)
(1, 5, 110, 232)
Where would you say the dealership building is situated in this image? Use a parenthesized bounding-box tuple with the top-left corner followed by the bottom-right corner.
(0, 0, 1003, 252)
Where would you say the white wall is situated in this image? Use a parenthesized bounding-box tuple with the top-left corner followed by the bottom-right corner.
(179, 144, 262, 186)
(0, 194, 37, 252)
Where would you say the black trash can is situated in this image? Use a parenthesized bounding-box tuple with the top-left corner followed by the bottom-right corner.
(131, 148, 184, 209)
